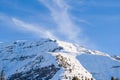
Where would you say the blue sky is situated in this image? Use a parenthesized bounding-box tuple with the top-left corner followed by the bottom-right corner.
(0, 0, 120, 55)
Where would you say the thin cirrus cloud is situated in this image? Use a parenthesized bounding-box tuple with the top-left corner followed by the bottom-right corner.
(0, 0, 89, 45)
(39, 0, 81, 41)
(12, 18, 57, 39)
(0, 13, 14, 26)
(0, 14, 57, 40)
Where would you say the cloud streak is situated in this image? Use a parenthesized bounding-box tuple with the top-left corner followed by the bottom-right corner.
(12, 18, 56, 39)
(0, 0, 90, 46)
(0, 13, 57, 40)
(39, 0, 81, 41)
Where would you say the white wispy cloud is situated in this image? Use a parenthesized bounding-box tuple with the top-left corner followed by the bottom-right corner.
(0, 13, 57, 40)
(0, 1, 95, 48)
(12, 18, 57, 39)
(0, 13, 13, 26)
(39, 0, 81, 41)
(72, 17, 95, 27)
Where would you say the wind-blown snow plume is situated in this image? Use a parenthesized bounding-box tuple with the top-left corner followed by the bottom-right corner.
(39, 0, 81, 41)
(12, 18, 56, 39)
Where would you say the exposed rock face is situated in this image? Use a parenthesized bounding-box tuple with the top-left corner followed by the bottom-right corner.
(8, 64, 60, 80)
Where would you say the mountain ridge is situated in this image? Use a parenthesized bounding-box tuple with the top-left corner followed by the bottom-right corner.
(0, 38, 120, 80)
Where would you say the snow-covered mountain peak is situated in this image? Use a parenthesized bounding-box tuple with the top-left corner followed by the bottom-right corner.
(0, 38, 120, 80)
(56, 40, 109, 57)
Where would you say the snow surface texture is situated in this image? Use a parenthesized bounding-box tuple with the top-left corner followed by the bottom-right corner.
(0, 38, 120, 80)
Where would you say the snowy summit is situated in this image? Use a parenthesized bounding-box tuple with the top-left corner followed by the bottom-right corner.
(0, 38, 120, 80)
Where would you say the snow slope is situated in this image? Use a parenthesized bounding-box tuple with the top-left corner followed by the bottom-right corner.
(77, 54, 120, 80)
(0, 38, 120, 80)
